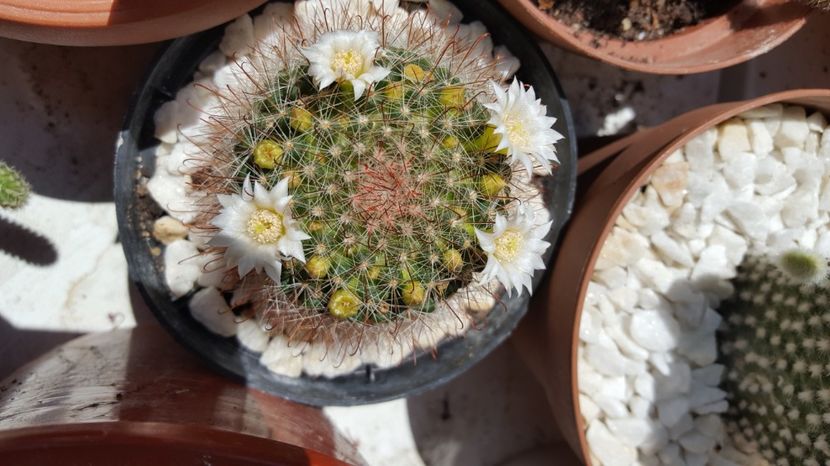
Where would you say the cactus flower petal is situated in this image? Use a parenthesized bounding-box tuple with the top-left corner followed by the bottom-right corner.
(474, 205, 551, 296)
(303, 30, 391, 100)
(210, 176, 309, 282)
(484, 79, 563, 176)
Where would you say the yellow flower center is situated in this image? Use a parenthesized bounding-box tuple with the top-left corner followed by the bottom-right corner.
(332, 49, 363, 78)
(246, 209, 284, 244)
(504, 112, 530, 148)
(494, 229, 524, 263)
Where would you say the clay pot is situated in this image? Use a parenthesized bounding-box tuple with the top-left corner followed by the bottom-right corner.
(497, 0, 811, 74)
(114, 0, 576, 406)
(0, 0, 265, 46)
(514, 89, 830, 463)
(0, 325, 363, 465)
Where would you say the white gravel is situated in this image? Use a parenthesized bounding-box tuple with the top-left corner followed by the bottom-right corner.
(578, 103, 830, 466)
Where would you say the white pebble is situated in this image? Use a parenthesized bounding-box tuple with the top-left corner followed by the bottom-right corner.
(259, 335, 303, 377)
(629, 396, 653, 419)
(219, 15, 255, 57)
(651, 231, 694, 267)
(747, 120, 774, 156)
(691, 364, 725, 386)
(595, 395, 631, 419)
(651, 162, 689, 208)
(606, 418, 654, 448)
(608, 322, 650, 361)
(694, 414, 724, 439)
(629, 310, 681, 352)
(683, 451, 708, 466)
(189, 287, 236, 337)
(679, 430, 717, 454)
(586, 421, 638, 466)
(725, 202, 768, 241)
(657, 397, 689, 427)
(164, 239, 202, 298)
(689, 384, 727, 409)
(775, 105, 809, 148)
(653, 362, 691, 399)
(658, 443, 684, 466)
(717, 118, 751, 160)
(668, 413, 694, 440)
(236, 319, 269, 352)
(585, 342, 642, 377)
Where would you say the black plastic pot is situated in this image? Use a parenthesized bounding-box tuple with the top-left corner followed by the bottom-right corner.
(114, 0, 576, 406)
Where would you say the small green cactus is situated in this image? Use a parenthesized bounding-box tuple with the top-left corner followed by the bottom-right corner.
(719, 250, 830, 465)
(0, 162, 30, 209)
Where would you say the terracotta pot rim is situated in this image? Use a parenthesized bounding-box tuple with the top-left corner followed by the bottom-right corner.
(498, 0, 810, 74)
(555, 88, 830, 463)
(0, 0, 266, 46)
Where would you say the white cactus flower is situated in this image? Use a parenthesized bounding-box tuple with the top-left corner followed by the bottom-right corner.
(475, 205, 552, 296)
(484, 79, 563, 176)
(303, 30, 391, 100)
(211, 176, 310, 282)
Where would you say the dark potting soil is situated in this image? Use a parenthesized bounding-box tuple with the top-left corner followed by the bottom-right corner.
(536, 0, 739, 41)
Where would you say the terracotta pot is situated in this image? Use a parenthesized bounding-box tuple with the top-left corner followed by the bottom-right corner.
(497, 0, 811, 74)
(0, 0, 265, 46)
(0, 325, 364, 465)
(514, 89, 830, 463)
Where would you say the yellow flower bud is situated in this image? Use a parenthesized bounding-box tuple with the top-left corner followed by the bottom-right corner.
(403, 63, 427, 82)
(328, 289, 361, 319)
(442, 135, 459, 149)
(401, 281, 426, 306)
(384, 82, 404, 100)
(252, 139, 283, 169)
(290, 107, 313, 132)
(306, 256, 331, 279)
(439, 86, 466, 108)
(475, 126, 506, 154)
(480, 173, 507, 197)
(442, 249, 463, 272)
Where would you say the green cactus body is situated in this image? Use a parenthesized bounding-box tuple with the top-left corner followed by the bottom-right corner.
(0, 162, 30, 209)
(719, 251, 830, 465)
(195, 47, 517, 326)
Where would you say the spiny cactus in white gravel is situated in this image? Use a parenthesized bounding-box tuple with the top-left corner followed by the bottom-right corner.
(719, 249, 830, 466)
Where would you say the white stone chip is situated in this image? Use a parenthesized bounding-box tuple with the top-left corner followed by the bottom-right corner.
(651, 231, 694, 267)
(629, 310, 681, 352)
(164, 239, 202, 298)
(219, 15, 255, 57)
(259, 335, 303, 377)
(775, 105, 809, 148)
(678, 430, 717, 454)
(717, 118, 751, 160)
(236, 319, 270, 352)
(189, 287, 236, 337)
(586, 421, 637, 466)
(606, 418, 654, 448)
(657, 397, 690, 427)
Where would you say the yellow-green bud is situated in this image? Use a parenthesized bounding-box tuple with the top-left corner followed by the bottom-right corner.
(403, 64, 428, 82)
(328, 289, 361, 319)
(401, 281, 426, 306)
(439, 86, 466, 108)
(480, 173, 507, 197)
(384, 82, 404, 100)
(442, 249, 463, 272)
(252, 139, 283, 169)
(475, 126, 506, 154)
(442, 135, 459, 149)
(290, 107, 313, 132)
(306, 256, 331, 279)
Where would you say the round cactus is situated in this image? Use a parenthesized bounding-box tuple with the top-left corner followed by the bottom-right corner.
(0, 162, 30, 209)
(178, 1, 561, 357)
(719, 250, 830, 465)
